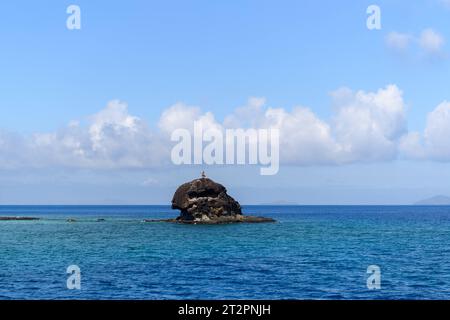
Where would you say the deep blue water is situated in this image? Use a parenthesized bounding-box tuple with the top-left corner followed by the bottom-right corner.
(1, 205, 450, 300)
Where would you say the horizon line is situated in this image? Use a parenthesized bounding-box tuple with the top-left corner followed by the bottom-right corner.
(1, 204, 449, 206)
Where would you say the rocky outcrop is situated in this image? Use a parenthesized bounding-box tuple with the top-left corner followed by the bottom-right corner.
(168, 176, 275, 224)
(0, 217, 40, 221)
(172, 177, 242, 220)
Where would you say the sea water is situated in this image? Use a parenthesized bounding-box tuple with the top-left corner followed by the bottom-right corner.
(1, 205, 450, 299)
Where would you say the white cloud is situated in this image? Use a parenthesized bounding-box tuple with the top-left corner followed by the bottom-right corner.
(331, 85, 406, 163)
(0, 100, 169, 169)
(158, 102, 202, 134)
(424, 101, 450, 159)
(385, 28, 446, 57)
(223, 97, 266, 128)
(158, 102, 223, 139)
(2, 86, 450, 169)
(386, 32, 413, 52)
(419, 28, 445, 54)
(167, 85, 406, 166)
(400, 101, 450, 161)
(260, 105, 340, 165)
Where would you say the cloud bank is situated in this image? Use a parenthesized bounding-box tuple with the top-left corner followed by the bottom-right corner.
(0, 100, 169, 169)
(1, 85, 450, 169)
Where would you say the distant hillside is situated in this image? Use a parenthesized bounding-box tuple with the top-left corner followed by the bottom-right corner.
(414, 195, 450, 205)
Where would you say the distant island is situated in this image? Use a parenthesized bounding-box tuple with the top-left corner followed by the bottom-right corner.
(414, 195, 450, 205)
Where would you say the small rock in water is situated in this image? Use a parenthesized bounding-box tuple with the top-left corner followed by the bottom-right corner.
(0, 216, 40, 221)
(67, 218, 76, 223)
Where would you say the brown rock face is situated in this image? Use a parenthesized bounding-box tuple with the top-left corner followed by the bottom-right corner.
(171, 177, 242, 222)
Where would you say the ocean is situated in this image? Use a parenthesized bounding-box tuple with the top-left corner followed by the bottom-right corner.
(1, 205, 450, 300)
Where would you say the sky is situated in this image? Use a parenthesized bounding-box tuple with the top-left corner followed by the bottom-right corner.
(1, 0, 450, 204)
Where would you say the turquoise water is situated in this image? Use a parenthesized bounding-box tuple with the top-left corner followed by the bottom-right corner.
(1, 205, 450, 299)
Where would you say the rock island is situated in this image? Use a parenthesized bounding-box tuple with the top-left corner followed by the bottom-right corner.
(147, 173, 276, 224)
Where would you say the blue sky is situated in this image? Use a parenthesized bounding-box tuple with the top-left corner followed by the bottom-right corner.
(1, 0, 450, 204)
